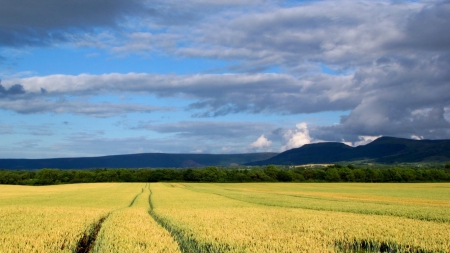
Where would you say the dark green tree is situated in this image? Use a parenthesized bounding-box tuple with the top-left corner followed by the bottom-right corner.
(325, 168, 341, 182)
(276, 170, 293, 182)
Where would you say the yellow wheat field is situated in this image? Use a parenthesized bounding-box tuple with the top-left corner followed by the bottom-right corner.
(1, 182, 449, 252)
(150, 183, 450, 253)
(0, 183, 144, 252)
(93, 184, 180, 253)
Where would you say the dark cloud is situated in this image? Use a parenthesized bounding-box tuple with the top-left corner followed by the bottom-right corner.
(402, 0, 450, 51)
(314, 105, 450, 143)
(0, 84, 26, 96)
(0, 0, 144, 46)
(179, 0, 450, 141)
(167, 1, 450, 74)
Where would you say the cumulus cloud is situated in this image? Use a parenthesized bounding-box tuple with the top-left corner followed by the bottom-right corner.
(249, 135, 272, 149)
(281, 123, 314, 151)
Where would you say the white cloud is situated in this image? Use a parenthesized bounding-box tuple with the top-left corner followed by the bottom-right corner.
(411, 135, 423, 140)
(249, 134, 272, 149)
(354, 135, 381, 146)
(341, 139, 353, 147)
(281, 123, 313, 151)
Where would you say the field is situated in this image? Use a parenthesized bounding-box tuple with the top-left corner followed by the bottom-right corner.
(0, 183, 449, 252)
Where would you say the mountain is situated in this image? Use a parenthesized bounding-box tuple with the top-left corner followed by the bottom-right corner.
(246, 137, 450, 166)
(0, 153, 278, 170)
(1, 137, 449, 170)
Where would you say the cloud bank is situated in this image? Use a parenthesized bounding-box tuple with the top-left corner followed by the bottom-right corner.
(1, 0, 449, 156)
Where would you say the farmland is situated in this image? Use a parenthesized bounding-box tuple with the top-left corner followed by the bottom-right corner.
(0, 183, 449, 252)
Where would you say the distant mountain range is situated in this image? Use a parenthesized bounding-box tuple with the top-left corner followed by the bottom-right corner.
(1, 137, 449, 170)
(0, 153, 278, 170)
(247, 137, 450, 166)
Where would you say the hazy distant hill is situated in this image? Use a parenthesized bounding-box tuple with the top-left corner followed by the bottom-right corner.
(247, 137, 450, 166)
(0, 153, 278, 170)
(1, 137, 449, 170)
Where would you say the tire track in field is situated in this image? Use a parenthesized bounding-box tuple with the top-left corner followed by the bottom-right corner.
(147, 184, 441, 253)
(75, 184, 147, 253)
(147, 184, 218, 253)
(128, 187, 145, 207)
(76, 215, 109, 253)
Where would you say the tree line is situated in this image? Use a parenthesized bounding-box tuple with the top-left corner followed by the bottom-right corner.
(1, 164, 450, 185)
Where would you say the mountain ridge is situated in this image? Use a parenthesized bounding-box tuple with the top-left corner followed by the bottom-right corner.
(247, 136, 450, 166)
(1, 137, 449, 169)
(0, 152, 278, 170)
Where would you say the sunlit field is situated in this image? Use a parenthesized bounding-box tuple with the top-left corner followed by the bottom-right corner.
(0, 183, 143, 252)
(1, 183, 449, 252)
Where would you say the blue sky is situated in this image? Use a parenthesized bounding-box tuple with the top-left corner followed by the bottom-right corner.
(1, 0, 449, 158)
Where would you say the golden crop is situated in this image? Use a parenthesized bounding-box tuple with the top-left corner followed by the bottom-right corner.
(93, 184, 180, 253)
(0, 183, 144, 252)
(150, 183, 450, 253)
(1, 182, 449, 252)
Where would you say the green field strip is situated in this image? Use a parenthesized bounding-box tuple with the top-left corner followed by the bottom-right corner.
(180, 183, 450, 223)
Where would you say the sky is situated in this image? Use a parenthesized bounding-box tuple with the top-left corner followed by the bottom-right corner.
(0, 0, 450, 158)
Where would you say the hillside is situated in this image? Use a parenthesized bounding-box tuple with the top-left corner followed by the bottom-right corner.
(1, 137, 449, 169)
(247, 137, 450, 166)
(0, 153, 278, 170)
